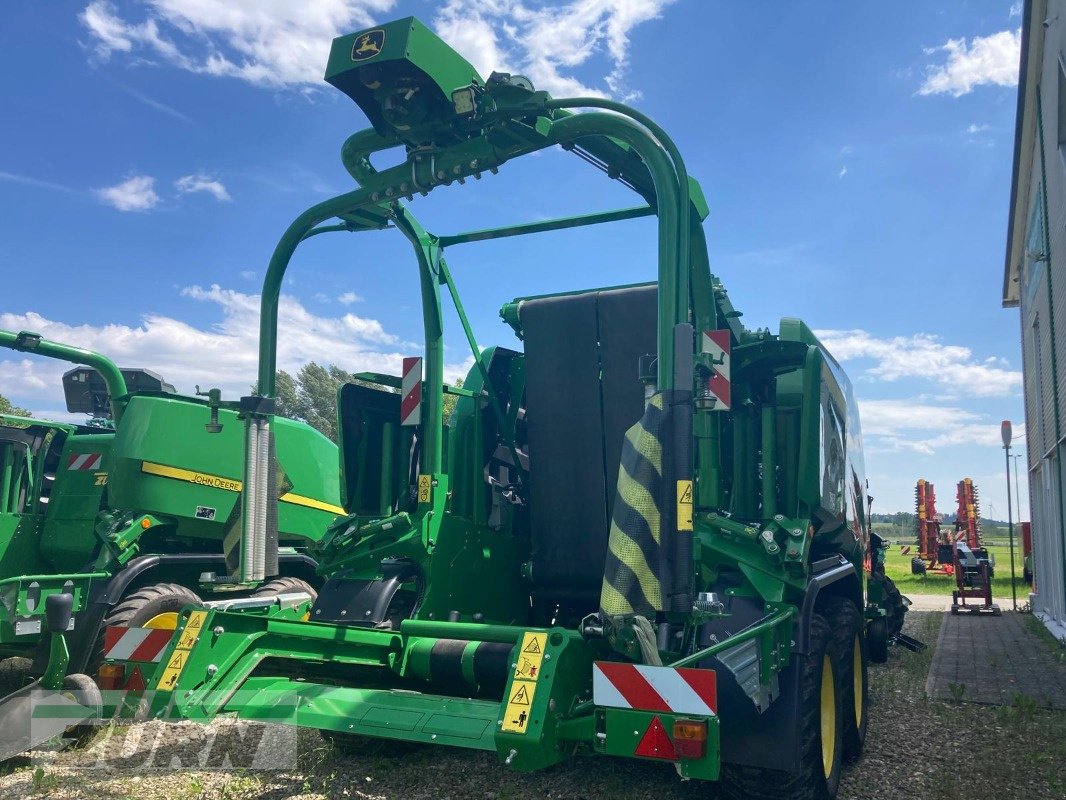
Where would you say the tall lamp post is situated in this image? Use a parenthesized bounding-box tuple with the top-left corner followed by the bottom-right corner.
(1002, 420, 1018, 611)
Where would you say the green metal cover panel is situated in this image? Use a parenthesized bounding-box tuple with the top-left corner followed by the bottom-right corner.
(107, 395, 341, 543)
(325, 17, 482, 134)
(39, 434, 111, 572)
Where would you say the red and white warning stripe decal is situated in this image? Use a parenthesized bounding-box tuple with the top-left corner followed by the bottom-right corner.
(701, 330, 731, 411)
(400, 356, 422, 426)
(593, 662, 717, 716)
(67, 452, 102, 471)
(102, 626, 174, 663)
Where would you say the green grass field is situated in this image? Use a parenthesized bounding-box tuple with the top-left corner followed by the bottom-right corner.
(884, 543, 1029, 597)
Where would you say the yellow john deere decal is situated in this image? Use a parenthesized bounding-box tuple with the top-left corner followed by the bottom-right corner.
(351, 29, 384, 61)
(140, 461, 345, 515)
(155, 610, 207, 689)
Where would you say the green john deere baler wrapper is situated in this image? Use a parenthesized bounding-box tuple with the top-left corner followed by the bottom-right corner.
(100, 16, 908, 800)
(0, 329, 343, 681)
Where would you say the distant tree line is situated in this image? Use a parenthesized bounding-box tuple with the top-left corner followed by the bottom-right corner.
(257, 362, 463, 443)
(0, 392, 30, 417)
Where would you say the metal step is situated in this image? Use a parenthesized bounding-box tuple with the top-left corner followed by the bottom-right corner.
(231, 677, 501, 750)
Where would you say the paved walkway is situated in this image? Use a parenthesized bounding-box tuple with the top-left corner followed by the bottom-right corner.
(925, 611, 1066, 708)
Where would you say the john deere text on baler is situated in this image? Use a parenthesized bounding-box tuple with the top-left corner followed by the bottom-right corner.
(100, 18, 907, 800)
(0, 330, 343, 679)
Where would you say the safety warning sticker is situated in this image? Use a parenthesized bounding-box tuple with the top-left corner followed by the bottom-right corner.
(501, 679, 537, 734)
(155, 610, 207, 689)
(513, 632, 547, 680)
(417, 474, 432, 504)
(676, 480, 693, 531)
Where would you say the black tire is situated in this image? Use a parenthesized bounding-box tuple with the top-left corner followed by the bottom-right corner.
(251, 577, 318, 602)
(823, 598, 868, 763)
(867, 617, 889, 664)
(59, 673, 102, 749)
(910, 557, 926, 575)
(91, 583, 203, 673)
(720, 613, 843, 800)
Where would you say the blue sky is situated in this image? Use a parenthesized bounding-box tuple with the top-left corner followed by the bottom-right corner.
(0, 1, 1029, 517)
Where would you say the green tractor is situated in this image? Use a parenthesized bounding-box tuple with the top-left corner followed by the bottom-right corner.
(0, 330, 343, 679)
(96, 18, 907, 799)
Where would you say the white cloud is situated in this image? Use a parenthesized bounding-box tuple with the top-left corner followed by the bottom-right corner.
(239, 270, 257, 281)
(338, 291, 362, 305)
(816, 329, 1023, 397)
(80, 0, 397, 87)
(0, 171, 81, 196)
(434, 0, 677, 99)
(95, 174, 159, 211)
(918, 29, 1021, 97)
(838, 165, 848, 178)
(1010, 2, 1022, 18)
(1, 285, 469, 413)
(175, 173, 231, 202)
(78, 0, 675, 99)
(966, 122, 991, 133)
(859, 398, 1009, 455)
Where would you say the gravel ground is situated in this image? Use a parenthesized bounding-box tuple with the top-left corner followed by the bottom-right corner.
(1, 611, 1062, 800)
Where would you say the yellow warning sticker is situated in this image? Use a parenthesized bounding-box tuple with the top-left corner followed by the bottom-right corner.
(513, 632, 547, 681)
(677, 480, 693, 531)
(155, 649, 187, 690)
(155, 610, 207, 689)
(417, 474, 432, 504)
(177, 610, 207, 649)
(501, 679, 537, 734)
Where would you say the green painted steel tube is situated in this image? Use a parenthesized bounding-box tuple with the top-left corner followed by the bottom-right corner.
(0, 448, 12, 515)
(546, 98, 693, 332)
(762, 400, 777, 518)
(667, 607, 795, 669)
(391, 208, 444, 474)
(0, 330, 128, 422)
(437, 205, 654, 247)
(257, 187, 376, 397)
(400, 618, 529, 644)
(383, 422, 400, 516)
(542, 112, 682, 388)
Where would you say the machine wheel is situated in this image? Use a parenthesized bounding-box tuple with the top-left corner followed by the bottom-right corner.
(824, 598, 868, 762)
(92, 583, 203, 671)
(251, 577, 318, 602)
(59, 673, 102, 749)
(867, 617, 889, 664)
(910, 557, 926, 575)
(720, 613, 843, 800)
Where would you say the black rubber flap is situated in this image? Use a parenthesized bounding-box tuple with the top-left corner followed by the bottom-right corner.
(521, 285, 657, 601)
(522, 291, 606, 594)
(597, 285, 658, 517)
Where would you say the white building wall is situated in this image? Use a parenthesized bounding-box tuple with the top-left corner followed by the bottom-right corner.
(1019, 0, 1066, 636)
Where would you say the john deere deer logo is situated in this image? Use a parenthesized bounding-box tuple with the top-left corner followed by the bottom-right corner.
(351, 29, 385, 62)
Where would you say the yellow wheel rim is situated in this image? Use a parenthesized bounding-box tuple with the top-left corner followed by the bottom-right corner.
(820, 653, 836, 779)
(853, 635, 864, 727)
(143, 612, 179, 630)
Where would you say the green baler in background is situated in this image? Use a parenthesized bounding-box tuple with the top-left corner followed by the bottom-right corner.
(0, 329, 343, 679)
(98, 18, 909, 800)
